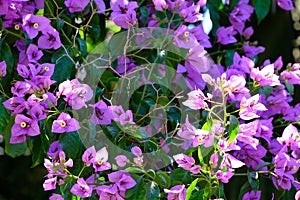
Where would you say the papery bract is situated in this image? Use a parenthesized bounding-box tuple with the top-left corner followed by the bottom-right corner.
(51, 112, 80, 133)
(239, 94, 267, 120)
(164, 185, 186, 200)
(0, 61, 7, 77)
(22, 14, 50, 39)
(70, 178, 93, 198)
(64, 0, 90, 13)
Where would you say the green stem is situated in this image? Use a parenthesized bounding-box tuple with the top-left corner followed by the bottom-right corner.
(2, 29, 25, 40)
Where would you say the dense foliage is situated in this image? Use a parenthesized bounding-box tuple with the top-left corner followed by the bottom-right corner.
(0, 0, 299, 199)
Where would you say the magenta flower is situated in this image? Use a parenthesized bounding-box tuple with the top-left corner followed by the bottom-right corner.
(82, 146, 96, 167)
(58, 79, 93, 110)
(277, 124, 299, 148)
(173, 153, 195, 170)
(255, 118, 273, 145)
(281, 63, 300, 85)
(94, 0, 106, 14)
(93, 147, 111, 172)
(185, 45, 211, 74)
(250, 64, 280, 86)
(38, 27, 62, 50)
(22, 14, 50, 39)
(152, 0, 168, 11)
(235, 144, 267, 170)
(119, 110, 135, 126)
(3, 97, 26, 114)
(224, 74, 250, 101)
(90, 100, 113, 125)
(131, 146, 142, 157)
(111, 105, 125, 121)
(96, 184, 124, 200)
(216, 170, 234, 183)
(10, 114, 40, 144)
(228, 52, 255, 76)
(210, 153, 219, 168)
(243, 26, 254, 38)
(190, 165, 201, 174)
(217, 26, 237, 45)
(276, 0, 294, 11)
(110, 0, 138, 29)
(49, 193, 64, 200)
(0, 0, 8, 16)
(239, 94, 267, 120)
(173, 25, 198, 49)
(43, 176, 57, 191)
(180, 4, 203, 23)
(26, 44, 43, 63)
(189, 24, 212, 48)
(47, 141, 63, 159)
(116, 56, 136, 74)
(221, 153, 245, 169)
(177, 115, 196, 140)
(242, 190, 261, 200)
(193, 129, 214, 148)
(70, 178, 93, 198)
(237, 121, 259, 149)
(131, 146, 143, 166)
(64, 0, 90, 13)
(27, 104, 47, 120)
(51, 112, 80, 133)
(108, 170, 136, 191)
(283, 104, 300, 128)
(115, 155, 128, 167)
(17, 64, 30, 78)
(229, 2, 254, 34)
(0, 61, 7, 78)
(164, 185, 186, 200)
(183, 89, 211, 110)
(243, 41, 265, 57)
(30, 63, 55, 77)
(11, 81, 31, 97)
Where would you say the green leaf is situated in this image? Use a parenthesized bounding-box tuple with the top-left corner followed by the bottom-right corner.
(186, 178, 199, 200)
(238, 182, 251, 200)
(30, 136, 44, 168)
(225, 50, 235, 66)
(260, 86, 273, 97)
(0, 98, 9, 133)
(190, 190, 204, 200)
(229, 0, 240, 8)
(106, 20, 121, 33)
(146, 181, 160, 200)
(0, 39, 14, 74)
(36, 9, 44, 16)
(125, 167, 145, 174)
(59, 131, 82, 159)
(201, 121, 211, 131)
(253, 0, 271, 24)
(170, 168, 193, 185)
(51, 48, 76, 84)
(247, 171, 259, 191)
(126, 176, 146, 200)
(4, 116, 27, 158)
(228, 115, 239, 144)
(155, 171, 171, 188)
(206, 0, 222, 35)
(140, 6, 149, 23)
(285, 80, 294, 96)
(256, 162, 272, 171)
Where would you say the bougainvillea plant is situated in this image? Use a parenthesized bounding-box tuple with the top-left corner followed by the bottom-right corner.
(0, 0, 299, 199)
